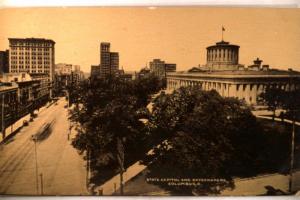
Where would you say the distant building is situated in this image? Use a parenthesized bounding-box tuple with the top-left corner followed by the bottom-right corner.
(116, 69, 134, 81)
(120, 73, 133, 81)
(137, 66, 151, 78)
(55, 63, 72, 75)
(90, 65, 101, 80)
(73, 65, 81, 73)
(99, 42, 119, 78)
(165, 63, 176, 72)
(54, 63, 83, 95)
(71, 65, 84, 85)
(150, 59, 176, 78)
(100, 42, 110, 73)
(0, 50, 9, 73)
(110, 52, 119, 75)
(167, 39, 300, 105)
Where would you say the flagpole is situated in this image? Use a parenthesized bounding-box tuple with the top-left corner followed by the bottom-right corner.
(222, 26, 224, 41)
(222, 29, 223, 41)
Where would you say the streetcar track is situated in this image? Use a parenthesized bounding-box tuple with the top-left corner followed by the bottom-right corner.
(0, 146, 35, 193)
(0, 102, 61, 194)
(0, 100, 72, 195)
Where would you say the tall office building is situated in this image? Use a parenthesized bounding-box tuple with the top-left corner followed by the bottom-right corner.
(100, 42, 111, 76)
(99, 42, 119, 77)
(8, 38, 55, 81)
(0, 50, 9, 73)
(90, 65, 101, 80)
(110, 52, 119, 74)
(149, 59, 176, 78)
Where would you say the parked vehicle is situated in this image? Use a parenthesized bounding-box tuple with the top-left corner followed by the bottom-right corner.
(23, 120, 29, 126)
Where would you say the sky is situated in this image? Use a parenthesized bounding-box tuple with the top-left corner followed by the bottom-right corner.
(0, 7, 299, 73)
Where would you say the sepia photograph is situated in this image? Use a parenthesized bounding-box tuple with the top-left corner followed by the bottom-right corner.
(0, 7, 300, 196)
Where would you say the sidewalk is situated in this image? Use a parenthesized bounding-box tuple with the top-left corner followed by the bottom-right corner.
(252, 109, 300, 126)
(0, 101, 55, 144)
(221, 173, 289, 195)
(93, 160, 147, 195)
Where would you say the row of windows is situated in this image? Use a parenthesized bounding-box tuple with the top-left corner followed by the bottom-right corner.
(10, 64, 51, 68)
(10, 43, 52, 47)
(10, 52, 50, 57)
(16, 52, 51, 56)
(207, 51, 237, 61)
(9, 70, 48, 74)
(10, 47, 51, 51)
(13, 56, 51, 60)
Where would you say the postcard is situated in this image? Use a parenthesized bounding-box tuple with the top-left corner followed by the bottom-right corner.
(0, 7, 299, 196)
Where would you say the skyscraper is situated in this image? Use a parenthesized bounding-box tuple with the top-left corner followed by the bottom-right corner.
(149, 59, 176, 78)
(99, 42, 119, 78)
(100, 42, 111, 77)
(0, 50, 9, 73)
(110, 52, 119, 75)
(8, 38, 55, 81)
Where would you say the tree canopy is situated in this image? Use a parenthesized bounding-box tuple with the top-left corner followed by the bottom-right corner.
(144, 86, 287, 194)
(69, 74, 165, 190)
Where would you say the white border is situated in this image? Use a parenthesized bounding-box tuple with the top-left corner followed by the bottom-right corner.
(0, 1, 299, 200)
(0, 0, 299, 7)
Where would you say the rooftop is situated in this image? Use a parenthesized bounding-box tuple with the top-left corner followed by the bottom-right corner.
(207, 40, 240, 49)
(0, 83, 18, 92)
(8, 38, 55, 44)
(168, 69, 300, 79)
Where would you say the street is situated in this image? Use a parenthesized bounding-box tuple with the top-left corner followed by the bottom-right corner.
(0, 98, 88, 195)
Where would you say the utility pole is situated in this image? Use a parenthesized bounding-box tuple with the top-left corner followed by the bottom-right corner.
(289, 116, 295, 193)
(288, 70, 295, 193)
(1, 94, 5, 140)
(86, 148, 90, 190)
(40, 173, 44, 195)
(117, 138, 125, 195)
(32, 135, 39, 194)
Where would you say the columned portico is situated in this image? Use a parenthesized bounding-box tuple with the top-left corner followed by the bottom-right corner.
(167, 72, 300, 105)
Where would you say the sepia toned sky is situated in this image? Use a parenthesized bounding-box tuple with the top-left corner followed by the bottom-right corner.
(0, 7, 299, 73)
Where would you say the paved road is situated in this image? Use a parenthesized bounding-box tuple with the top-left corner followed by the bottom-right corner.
(0, 98, 88, 195)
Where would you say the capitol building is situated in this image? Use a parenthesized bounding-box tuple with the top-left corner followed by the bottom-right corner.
(166, 40, 300, 105)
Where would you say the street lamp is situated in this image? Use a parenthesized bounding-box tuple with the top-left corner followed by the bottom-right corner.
(31, 134, 39, 195)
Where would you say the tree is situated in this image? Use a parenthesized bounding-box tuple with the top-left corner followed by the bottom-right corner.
(281, 88, 300, 121)
(259, 87, 285, 121)
(133, 73, 165, 107)
(144, 86, 269, 194)
(70, 75, 163, 194)
(280, 88, 300, 192)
